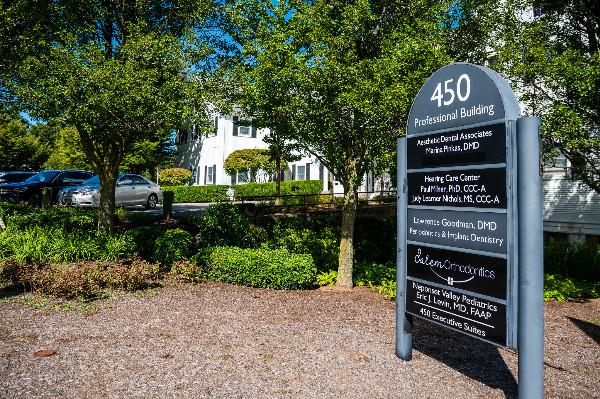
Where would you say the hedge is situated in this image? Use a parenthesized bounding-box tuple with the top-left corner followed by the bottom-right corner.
(233, 180, 323, 199)
(167, 185, 229, 203)
(205, 246, 317, 290)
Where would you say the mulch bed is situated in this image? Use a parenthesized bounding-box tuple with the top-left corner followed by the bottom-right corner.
(0, 283, 598, 399)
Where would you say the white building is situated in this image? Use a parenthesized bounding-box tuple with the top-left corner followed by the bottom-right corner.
(175, 114, 332, 190)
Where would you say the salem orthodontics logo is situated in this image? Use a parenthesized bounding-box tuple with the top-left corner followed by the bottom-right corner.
(413, 247, 496, 286)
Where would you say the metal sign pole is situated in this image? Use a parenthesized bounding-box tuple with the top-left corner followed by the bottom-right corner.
(517, 117, 544, 399)
(396, 137, 413, 361)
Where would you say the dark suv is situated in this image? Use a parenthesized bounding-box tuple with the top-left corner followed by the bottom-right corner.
(0, 170, 94, 206)
(0, 171, 36, 184)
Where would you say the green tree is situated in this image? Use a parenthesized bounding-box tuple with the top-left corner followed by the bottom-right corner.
(0, 117, 49, 170)
(2, 1, 214, 234)
(224, 148, 279, 182)
(496, 0, 600, 193)
(45, 126, 90, 170)
(291, 0, 449, 287)
(219, 0, 304, 204)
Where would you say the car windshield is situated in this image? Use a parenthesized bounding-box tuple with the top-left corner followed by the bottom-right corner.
(82, 176, 100, 185)
(25, 171, 60, 183)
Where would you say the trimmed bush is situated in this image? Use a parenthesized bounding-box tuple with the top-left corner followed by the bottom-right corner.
(152, 228, 193, 268)
(198, 203, 256, 248)
(206, 247, 316, 290)
(543, 274, 599, 301)
(169, 185, 229, 203)
(233, 180, 323, 199)
(159, 168, 192, 186)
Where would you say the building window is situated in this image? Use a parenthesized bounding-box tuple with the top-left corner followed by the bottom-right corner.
(206, 166, 215, 184)
(297, 165, 306, 181)
(237, 171, 249, 184)
(208, 116, 218, 137)
(238, 126, 252, 137)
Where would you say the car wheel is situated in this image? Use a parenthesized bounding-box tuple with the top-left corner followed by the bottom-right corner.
(145, 194, 158, 209)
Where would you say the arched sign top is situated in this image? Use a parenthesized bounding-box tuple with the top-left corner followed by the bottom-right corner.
(407, 63, 520, 136)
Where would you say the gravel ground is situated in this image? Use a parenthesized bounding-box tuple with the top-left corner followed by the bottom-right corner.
(0, 283, 598, 399)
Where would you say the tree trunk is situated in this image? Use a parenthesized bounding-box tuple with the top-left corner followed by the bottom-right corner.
(275, 154, 281, 206)
(97, 163, 118, 236)
(337, 180, 358, 288)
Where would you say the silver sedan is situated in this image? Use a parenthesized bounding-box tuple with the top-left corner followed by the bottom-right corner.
(58, 174, 163, 209)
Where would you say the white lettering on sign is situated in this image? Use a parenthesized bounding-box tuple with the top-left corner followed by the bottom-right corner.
(430, 74, 471, 108)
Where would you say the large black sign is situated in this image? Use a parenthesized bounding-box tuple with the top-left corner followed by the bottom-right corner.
(407, 244, 507, 299)
(407, 123, 506, 169)
(407, 167, 507, 208)
(406, 280, 507, 346)
(407, 209, 507, 254)
(399, 62, 521, 350)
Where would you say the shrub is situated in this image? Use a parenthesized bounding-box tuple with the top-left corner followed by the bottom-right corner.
(316, 261, 397, 299)
(152, 228, 193, 268)
(270, 223, 338, 271)
(170, 259, 202, 282)
(159, 168, 192, 186)
(124, 227, 161, 260)
(206, 247, 316, 290)
(169, 185, 229, 203)
(234, 180, 323, 199)
(102, 260, 160, 291)
(22, 260, 160, 300)
(198, 203, 255, 248)
(543, 274, 599, 301)
(0, 205, 96, 232)
(544, 240, 600, 282)
(0, 258, 20, 285)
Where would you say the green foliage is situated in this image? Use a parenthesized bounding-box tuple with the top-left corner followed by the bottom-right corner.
(544, 240, 600, 282)
(315, 262, 397, 299)
(234, 180, 323, 199)
(152, 228, 193, 269)
(198, 203, 255, 248)
(0, 205, 97, 232)
(224, 149, 277, 181)
(124, 227, 161, 260)
(44, 126, 90, 170)
(0, 226, 136, 264)
(159, 168, 193, 186)
(544, 274, 600, 301)
(169, 185, 229, 203)
(5, 1, 216, 235)
(316, 270, 337, 286)
(270, 223, 338, 272)
(0, 118, 49, 170)
(495, 0, 600, 193)
(206, 247, 316, 290)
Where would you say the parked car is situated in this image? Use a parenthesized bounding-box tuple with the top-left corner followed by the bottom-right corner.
(0, 170, 94, 205)
(0, 171, 37, 184)
(58, 174, 162, 209)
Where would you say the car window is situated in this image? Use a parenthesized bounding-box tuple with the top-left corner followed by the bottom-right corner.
(25, 171, 60, 183)
(57, 172, 88, 184)
(131, 176, 147, 185)
(118, 176, 133, 185)
(83, 176, 100, 185)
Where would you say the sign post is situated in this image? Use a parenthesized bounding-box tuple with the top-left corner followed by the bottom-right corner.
(396, 63, 544, 397)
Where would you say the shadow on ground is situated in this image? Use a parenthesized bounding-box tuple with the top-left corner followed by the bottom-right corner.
(412, 319, 518, 399)
(0, 283, 24, 300)
(567, 316, 600, 345)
